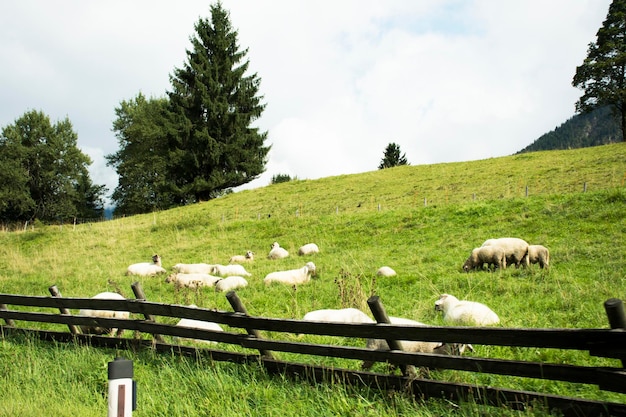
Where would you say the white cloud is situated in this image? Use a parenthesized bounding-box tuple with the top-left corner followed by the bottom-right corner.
(0, 0, 612, 198)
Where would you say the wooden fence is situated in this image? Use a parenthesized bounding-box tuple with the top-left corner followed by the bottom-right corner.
(1, 283, 625, 416)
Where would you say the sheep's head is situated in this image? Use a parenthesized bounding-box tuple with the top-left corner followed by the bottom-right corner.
(165, 274, 175, 283)
(305, 262, 317, 276)
(271, 242, 280, 249)
(245, 251, 254, 259)
(434, 294, 453, 312)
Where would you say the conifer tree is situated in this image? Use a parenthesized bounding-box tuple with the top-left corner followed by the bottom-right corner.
(378, 142, 409, 169)
(167, 2, 270, 202)
(573, 0, 626, 142)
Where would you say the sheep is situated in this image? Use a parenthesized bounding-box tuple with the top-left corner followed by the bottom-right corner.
(528, 244, 550, 269)
(214, 276, 249, 292)
(434, 294, 500, 326)
(481, 237, 530, 268)
(210, 263, 252, 277)
(298, 243, 319, 256)
(361, 316, 472, 371)
(229, 251, 254, 264)
(267, 241, 289, 259)
(126, 254, 166, 276)
(172, 263, 214, 274)
(78, 292, 129, 336)
(165, 273, 222, 289)
(376, 266, 397, 277)
(462, 246, 506, 272)
(303, 308, 375, 324)
(174, 304, 224, 345)
(263, 262, 316, 286)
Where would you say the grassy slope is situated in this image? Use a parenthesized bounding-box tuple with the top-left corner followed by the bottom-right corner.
(0, 143, 625, 416)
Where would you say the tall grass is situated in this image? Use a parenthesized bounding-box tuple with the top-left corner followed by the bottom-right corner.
(0, 144, 625, 416)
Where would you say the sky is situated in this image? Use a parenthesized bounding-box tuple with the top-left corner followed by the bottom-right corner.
(0, 1, 612, 204)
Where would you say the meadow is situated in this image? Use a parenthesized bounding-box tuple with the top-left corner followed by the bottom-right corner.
(0, 143, 625, 416)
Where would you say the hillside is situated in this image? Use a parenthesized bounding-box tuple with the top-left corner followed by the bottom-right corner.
(519, 106, 623, 153)
(0, 143, 625, 416)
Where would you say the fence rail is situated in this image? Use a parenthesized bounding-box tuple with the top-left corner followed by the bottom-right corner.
(1, 284, 625, 416)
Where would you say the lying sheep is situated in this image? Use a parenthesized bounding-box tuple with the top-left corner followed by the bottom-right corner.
(267, 242, 289, 259)
(298, 243, 319, 256)
(78, 292, 129, 336)
(462, 246, 506, 272)
(434, 294, 500, 326)
(528, 244, 550, 269)
(229, 251, 254, 264)
(172, 263, 214, 274)
(210, 263, 252, 277)
(361, 316, 471, 371)
(303, 308, 375, 324)
(165, 273, 222, 289)
(127, 254, 166, 276)
(264, 262, 316, 286)
(482, 237, 529, 268)
(174, 304, 224, 345)
(214, 276, 248, 292)
(376, 266, 397, 277)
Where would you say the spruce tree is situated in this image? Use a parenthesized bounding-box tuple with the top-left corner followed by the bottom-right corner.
(572, 0, 626, 142)
(167, 2, 270, 202)
(378, 142, 409, 169)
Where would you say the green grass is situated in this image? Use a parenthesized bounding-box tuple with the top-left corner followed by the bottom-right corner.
(0, 143, 625, 416)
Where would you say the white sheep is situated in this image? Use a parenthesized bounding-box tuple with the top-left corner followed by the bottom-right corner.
(267, 242, 289, 259)
(229, 251, 254, 264)
(434, 294, 500, 326)
(303, 308, 375, 324)
(298, 243, 320, 256)
(481, 237, 529, 268)
(263, 262, 316, 286)
(210, 263, 252, 277)
(165, 273, 222, 288)
(214, 276, 249, 292)
(462, 246, 506, 272)
(361, 316, 472, 371)
(528, 244, 550, 269)
(78, 292, 130, 336)
(376, 266, 397, 277)
(171, 263, 214, 274)
(126, 254, 166, 276)
(174, 304, 224, 345)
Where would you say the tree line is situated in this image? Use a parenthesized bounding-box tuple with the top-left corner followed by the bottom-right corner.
(1, 1, 624, 222)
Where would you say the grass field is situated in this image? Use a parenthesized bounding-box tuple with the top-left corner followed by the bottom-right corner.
(0, 143, 625, 416)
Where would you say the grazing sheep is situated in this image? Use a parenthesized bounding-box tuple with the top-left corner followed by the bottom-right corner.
(361, 316, 471, 370)
(126, 254, 166, 276)
(263, 262, 316, 286)
(172, 263, 214, 274)
(462, 246, 506, 272)
(303, 308, 375, 324)
(78, 292, 129, 336)
(482, 237, 530, 268)
(298, 243, 320, 256)
(376, 266, 397, 277)
(435, 294, 500, 326)
(174, 304, 224, 345)
(210, 263, 252, 277)
(214, 276, 249, 292)
(267, 242, 289, 260)
(229, 251, 254, 264)
(528, 244, 550, 269)
(165, 273, 222, 288)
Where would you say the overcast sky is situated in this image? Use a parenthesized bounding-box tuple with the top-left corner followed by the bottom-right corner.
(0, 1, 611, 204)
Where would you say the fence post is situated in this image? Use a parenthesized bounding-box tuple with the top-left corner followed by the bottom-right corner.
(0, 304, 16, 327)
(225, 291, 274, 359)
(367, 295, 416, 377)
(604, 298, 626, 367)
(130, 282, 165, 343)
(48, 285, 81, 335)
